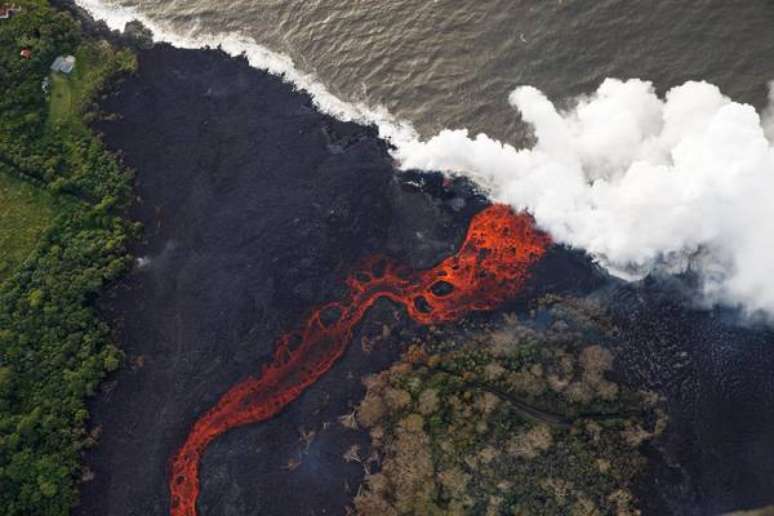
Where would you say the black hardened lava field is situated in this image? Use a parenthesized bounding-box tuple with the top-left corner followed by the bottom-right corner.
(76, 45, 774, 516)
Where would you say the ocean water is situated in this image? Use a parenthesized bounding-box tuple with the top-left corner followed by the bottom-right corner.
(75, 0, 774, 143)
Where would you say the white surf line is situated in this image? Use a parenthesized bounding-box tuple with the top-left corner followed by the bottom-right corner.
(73, 0, 420, 147)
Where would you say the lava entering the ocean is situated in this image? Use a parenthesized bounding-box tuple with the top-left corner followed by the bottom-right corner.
(168, 204, 550, 515)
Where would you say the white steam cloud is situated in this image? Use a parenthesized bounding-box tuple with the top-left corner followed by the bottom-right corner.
(75, 0, 774, 317)
(399, 79, 774, 317)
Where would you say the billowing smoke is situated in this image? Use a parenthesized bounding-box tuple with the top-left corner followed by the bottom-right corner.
(397, 79, 774, 318)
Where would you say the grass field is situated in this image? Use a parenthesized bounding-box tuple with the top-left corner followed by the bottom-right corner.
(0, 171, 59, 281)
(49, 41, 132, 128)
(48, 71, 74, 126)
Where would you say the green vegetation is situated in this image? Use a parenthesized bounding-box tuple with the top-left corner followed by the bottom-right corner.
(0, 172, 60, 281)
(0, 1, 139, 514)
(350, 298, 666, 515)
(49, 41, 135, 129)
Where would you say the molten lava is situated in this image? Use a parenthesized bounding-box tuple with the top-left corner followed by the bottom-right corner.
(168, 204, 550, 515)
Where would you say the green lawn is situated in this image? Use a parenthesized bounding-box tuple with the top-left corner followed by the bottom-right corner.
(48, 72, 74, 125)
(0, 171, 58, 281)
(49, 41, 132, 128)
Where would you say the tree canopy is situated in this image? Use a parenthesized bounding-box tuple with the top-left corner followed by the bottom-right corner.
(0, 2, 138, 514)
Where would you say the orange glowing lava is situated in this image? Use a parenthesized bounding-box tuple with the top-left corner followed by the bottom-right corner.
(168, 204, 550, 515)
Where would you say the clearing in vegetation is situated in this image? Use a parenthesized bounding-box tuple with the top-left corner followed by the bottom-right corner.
(0, 171, 60, 281)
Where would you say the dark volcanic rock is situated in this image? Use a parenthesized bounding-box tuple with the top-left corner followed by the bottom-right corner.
(604, 279, 774, 515)
(79, 44, 474, 516)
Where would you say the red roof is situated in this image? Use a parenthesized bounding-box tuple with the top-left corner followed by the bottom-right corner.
(19, 48, 31, 59)
(0, 4, 18, 18)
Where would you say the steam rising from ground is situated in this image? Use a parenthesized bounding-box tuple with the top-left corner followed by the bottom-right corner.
(75, 0, 774, 317)
(399, 79, 774, 317)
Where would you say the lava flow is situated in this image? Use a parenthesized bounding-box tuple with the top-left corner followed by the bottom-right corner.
(168, 204, 550, 515)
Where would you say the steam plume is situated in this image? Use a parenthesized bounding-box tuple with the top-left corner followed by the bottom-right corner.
(397, 79, 774, 317)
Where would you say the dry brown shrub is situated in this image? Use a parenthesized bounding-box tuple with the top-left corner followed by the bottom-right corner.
(382, 419, 435, 513)
(486, 495, 504, 516)
(384, 387, 412, 410)
(548, 373, 571, 393)
(654, 408, 669, 436)
(447, 500, 471, 516)
(474, 392, 500, 415)
(595, 458, 611, 473)
(540, 477, 574, 504)
(571, 496, 600, 516)
(497, 480, 513, 492)
(508, 424, 553, 459)
(437, 466, 470, 498)
(369, 425, 385, 446)
(484, 361, 506, 381)
(343, 444, 362, 463)
(606, 489, 639, 516)
(585, 420, 602, 442)
(357, 392, 386, 428)
(580, 345, 614, 374)
(399, 413, 425, 433)
(353, 489, 398, 516)
(362, 373, 386, 391)
(417, 388, 440, 415)
(508, 370, 546, 396)
(559, 353, 575, 374)
(594, 379, 619, 400)
(565, 381, 594, 404)
(338, 410, 359, 430)
(365, 472, 389, 495)
(488, 329, 515, 357)
(389, 361, 412, 376)
(478, 445, 498, 465)
(622, 423, 652, 447)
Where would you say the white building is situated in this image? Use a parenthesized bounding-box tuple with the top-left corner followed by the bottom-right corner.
(51, 55, 76, 74)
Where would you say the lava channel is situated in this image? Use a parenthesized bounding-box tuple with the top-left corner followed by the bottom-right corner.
(168, 204, 550, 515)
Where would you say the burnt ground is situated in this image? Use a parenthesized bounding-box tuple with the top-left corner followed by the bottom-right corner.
(76, 43, 774, 516)
(77, 43, 501, 516)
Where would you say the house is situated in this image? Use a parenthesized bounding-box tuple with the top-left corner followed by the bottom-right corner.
(19, 48, 31, 59)
(50, 55, 76, 74)
(0, 4, 19, 19)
